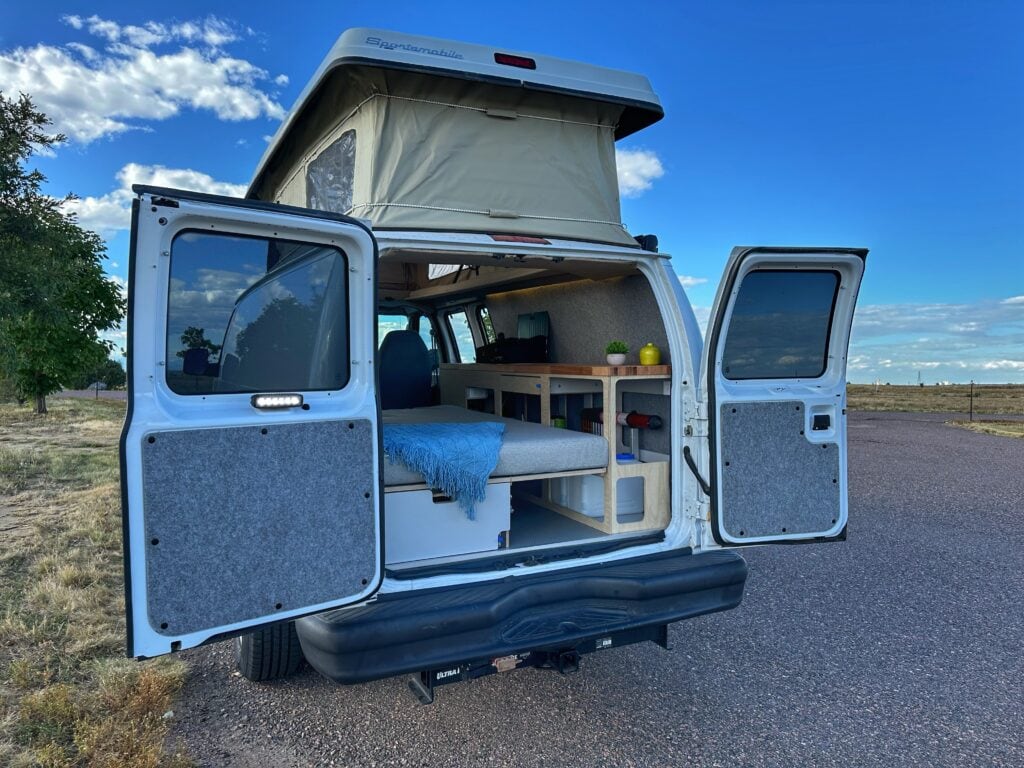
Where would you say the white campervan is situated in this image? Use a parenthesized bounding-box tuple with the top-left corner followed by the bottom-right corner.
(120, 29, 865, 702)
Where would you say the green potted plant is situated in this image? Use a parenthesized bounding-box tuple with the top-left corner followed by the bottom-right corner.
(605, 340, 628, 365)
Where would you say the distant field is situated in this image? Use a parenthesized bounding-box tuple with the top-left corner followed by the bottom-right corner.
(847, 384, 1024, 415)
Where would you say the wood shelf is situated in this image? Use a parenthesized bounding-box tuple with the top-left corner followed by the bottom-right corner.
(441, 363, 670, 377)
(439, 363, 671, 534)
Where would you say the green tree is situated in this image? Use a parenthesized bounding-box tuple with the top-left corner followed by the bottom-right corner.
(0, 92, 125, 413)
(70, 358, 127, 390)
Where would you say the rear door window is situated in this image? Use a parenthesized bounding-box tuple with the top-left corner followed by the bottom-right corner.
(166, 231, 349, 395)
(721, 270, 839, 380)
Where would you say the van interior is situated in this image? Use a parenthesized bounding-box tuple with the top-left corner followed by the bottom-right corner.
(375, 248, 674, 569)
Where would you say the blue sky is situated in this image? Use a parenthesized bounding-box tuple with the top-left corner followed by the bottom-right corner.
(2, 1, 1021, 383)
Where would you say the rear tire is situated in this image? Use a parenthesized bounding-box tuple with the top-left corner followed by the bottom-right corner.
(234, 622, 305, 682)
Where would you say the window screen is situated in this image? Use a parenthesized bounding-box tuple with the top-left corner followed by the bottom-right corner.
(428, 264, 461, 280)
(721, 270, 839, 380)
(166, 231, 349, 395)
(306, 130, 355, 213)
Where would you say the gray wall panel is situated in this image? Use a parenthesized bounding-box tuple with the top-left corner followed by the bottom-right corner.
(141, 420, 377, 636)
(621, 392, 671, 455)
(487, 276, 670, 366)
(719, 401, 839, 538)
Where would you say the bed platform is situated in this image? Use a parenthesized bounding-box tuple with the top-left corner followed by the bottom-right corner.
(382, 405, 608, 488)
(382, 405, 609, 565)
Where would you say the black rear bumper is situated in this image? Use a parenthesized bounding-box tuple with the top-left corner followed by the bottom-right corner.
(296, 548, 747, 684)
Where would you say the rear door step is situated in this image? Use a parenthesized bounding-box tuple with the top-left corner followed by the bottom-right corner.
(295, 548, 747, 686)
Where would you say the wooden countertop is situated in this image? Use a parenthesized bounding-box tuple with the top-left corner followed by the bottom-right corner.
(440, 363, 671, 377)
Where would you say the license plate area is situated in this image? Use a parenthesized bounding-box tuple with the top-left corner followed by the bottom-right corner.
(407, 624, 670, 704)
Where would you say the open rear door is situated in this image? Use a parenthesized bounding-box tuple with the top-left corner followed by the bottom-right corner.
(120, 186, 382, 658)
(701, 247, 866, 545)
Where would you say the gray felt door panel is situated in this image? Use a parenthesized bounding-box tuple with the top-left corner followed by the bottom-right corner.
(719, 401, 840, 539)
(141, 420, 377, 636)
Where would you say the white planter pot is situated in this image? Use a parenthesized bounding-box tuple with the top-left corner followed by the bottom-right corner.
(606, 353, 627, 365)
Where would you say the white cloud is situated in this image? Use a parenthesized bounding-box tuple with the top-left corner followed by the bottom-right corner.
(616, 148, 664, 197)
(678, 274, 708, 289)
(66, 163, 246, 237)
(692, 306, 711, 335)
(848, 297, 1024, 383)
(0, 15, 287, 144)
(979, 359, 1024, 371)
(61, 14, 241, 50)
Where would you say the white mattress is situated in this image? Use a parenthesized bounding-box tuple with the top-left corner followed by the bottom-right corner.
(383, 406, 608, 486)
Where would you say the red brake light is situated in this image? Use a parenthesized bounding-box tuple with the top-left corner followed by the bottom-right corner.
(494, 52, 536, 70)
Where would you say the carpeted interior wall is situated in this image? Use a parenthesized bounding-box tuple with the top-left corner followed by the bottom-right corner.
(140, 420, 378, 636)
(486, 275, 670, 366)
(718, 401, 840, 539)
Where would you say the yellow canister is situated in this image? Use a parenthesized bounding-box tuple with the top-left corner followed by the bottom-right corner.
(639, 342, 661, 366)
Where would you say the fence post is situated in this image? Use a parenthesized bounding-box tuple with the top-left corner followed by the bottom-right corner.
(969, 380, 974, 422)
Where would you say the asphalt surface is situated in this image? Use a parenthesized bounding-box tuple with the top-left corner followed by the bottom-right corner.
(169, 412, 1023, 767)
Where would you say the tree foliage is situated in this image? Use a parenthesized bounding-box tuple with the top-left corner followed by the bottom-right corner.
(0, 92, 125, 413)
(70, 358, 127, 390)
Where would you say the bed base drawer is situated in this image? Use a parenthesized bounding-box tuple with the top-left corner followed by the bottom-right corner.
(385, 483, 511, 565)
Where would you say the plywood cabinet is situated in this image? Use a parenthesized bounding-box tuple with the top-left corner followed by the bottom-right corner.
(440, 363, 671, 534)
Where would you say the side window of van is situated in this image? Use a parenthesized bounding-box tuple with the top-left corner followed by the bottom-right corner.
(478, 306, 496, 345)
(166, 232, 349, 395)
(379, 313, 435, 352)
(306, 130, 355, 214)
(446, 310, 477, 363)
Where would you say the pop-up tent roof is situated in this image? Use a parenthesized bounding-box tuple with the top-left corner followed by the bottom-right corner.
(248, 29, 664, 246)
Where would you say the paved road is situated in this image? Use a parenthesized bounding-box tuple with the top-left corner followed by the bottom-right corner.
(169, 413, 1023, 767)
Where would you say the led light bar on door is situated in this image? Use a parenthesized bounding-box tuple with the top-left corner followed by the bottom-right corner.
(250, 393, 304, 410)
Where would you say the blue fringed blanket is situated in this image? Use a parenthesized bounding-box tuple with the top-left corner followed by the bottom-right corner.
(383, 422, 505, 519)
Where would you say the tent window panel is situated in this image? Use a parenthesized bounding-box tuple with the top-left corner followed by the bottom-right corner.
(306, 130, 356, 214)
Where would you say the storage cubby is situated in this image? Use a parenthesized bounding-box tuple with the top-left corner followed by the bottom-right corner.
(439, 363, 671, 534)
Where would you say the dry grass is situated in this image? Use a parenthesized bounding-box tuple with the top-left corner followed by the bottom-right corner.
(847, 384, 1024, 415)
(949, 419, 1024, 439)
(0, 398, 191, 767)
